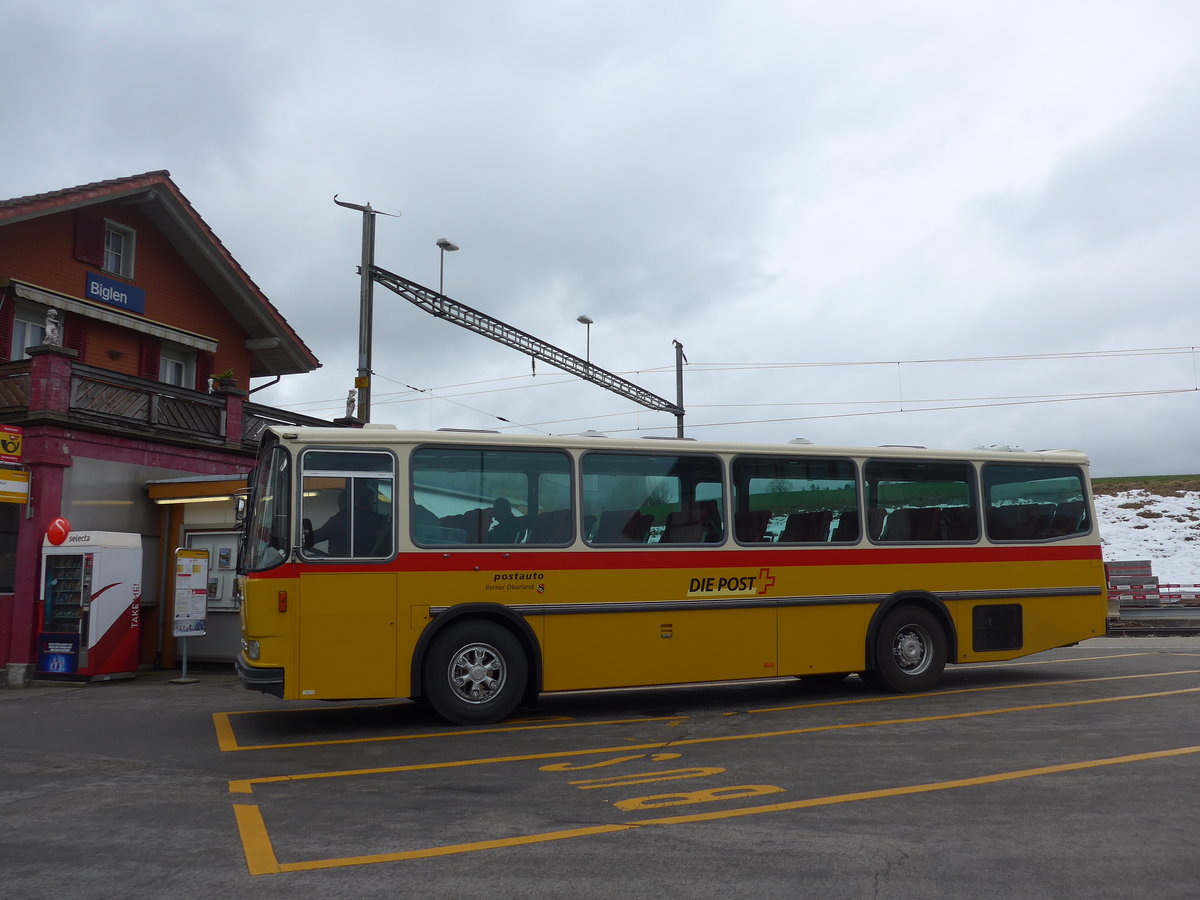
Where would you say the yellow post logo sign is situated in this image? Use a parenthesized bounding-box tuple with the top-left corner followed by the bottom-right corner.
(0, 425, 22, 463)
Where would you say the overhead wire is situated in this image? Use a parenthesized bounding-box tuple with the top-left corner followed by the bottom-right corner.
(267, 344, 1199, 428)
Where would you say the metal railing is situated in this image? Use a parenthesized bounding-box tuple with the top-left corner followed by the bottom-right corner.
(0, 358, 337, 451)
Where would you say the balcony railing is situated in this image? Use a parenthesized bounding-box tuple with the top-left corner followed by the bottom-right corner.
(0, 355, 336, 452)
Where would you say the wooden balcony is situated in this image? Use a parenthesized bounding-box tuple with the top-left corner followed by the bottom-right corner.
(0, 350, 335, 453)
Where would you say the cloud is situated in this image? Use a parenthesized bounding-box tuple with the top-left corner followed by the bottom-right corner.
(3, 0, 1200, 476)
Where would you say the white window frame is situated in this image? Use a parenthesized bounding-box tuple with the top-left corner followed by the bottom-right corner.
(159, 342, 195, 388)
(103, 221, 136, 278)
(11, 300, 48, 360)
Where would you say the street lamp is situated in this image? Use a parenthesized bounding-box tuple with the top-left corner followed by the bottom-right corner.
(576, 314, 593, 363)
(436, 238, 459, 295)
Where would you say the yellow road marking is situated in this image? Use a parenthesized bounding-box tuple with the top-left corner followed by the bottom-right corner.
(228, 685, 1200, 794)
(232, 804, 280, 876)
(629, 743, 1200, 826)
(747, 668, 1200, 714)
(239, 742, 1200, 873)
(213, 712, 686, 753)
(211, 656, 1184, 753)
(970, 651, 1152, 668)
(276, 824, 635, 872)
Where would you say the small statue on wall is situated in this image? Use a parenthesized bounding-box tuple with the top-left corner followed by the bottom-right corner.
(44, 308, 62, 346)
(345, 389, 357, 419)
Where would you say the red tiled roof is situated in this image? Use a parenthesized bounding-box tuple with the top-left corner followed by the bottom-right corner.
(0, 170, 172, 214)
(0, 170, 319, 375)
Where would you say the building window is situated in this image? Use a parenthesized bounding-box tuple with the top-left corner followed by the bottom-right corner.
(103, 222, 136, 278)
(159, 343, 195, 387)
(10, 301, 47, 360)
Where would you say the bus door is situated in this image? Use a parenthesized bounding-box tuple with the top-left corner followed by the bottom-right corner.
(296, 571, 398, 699)
(296, 450, 398, 699)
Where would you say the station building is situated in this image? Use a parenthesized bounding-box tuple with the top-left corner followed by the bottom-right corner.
(0, 171, 335, 685)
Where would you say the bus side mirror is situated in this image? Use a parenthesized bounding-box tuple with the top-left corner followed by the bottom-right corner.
(235, 494, 249, 525)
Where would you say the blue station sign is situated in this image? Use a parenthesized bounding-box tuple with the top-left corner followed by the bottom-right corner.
(85, 272, 145, 314)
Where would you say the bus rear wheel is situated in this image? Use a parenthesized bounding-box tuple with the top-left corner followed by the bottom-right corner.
(867, 606, 946, 693)
(422, 620, 528, 725)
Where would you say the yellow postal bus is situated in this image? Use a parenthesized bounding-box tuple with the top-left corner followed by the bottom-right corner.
(236, 425, 1107, 724)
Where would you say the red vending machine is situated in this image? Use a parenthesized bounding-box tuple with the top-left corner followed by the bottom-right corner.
(37, 531, 143, 681)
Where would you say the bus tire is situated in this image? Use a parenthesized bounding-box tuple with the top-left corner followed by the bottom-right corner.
(869, 606, 946, 693)
(422, 620, 528, 725)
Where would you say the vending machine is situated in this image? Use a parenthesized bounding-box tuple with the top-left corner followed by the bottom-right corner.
(37, 531, 143, 680)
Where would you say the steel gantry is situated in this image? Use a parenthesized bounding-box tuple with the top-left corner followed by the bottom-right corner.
(369, 264, 684, 434)
(337, 197, 685, 436)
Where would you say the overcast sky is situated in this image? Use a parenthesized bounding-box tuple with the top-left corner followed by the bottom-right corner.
(4, 0, 1199, 476)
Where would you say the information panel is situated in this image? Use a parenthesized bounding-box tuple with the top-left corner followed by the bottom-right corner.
(173, 548, 209, 637)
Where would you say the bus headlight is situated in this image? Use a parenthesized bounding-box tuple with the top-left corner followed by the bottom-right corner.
(244, 639, 261, 661)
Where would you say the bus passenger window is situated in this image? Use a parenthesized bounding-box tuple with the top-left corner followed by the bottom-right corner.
(865, 459, 979, 543)
(983, 463, 1091, 541)
(300, 450, 395, 559)
(582, 451, 724, 546)
(731, 456, 858, 544)
(410, 446, 573, 546)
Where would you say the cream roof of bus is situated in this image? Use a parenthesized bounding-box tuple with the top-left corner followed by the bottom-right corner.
(266, 425, 1090, 466)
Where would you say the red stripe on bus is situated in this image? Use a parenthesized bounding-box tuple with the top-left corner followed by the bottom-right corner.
(256, 543, 1101, 578)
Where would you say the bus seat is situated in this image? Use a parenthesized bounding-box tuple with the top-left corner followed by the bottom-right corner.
(529, 509, 573, 544)
(988, 505, 1038, 540)
(867, 507, 887, 540)
(938, 506, 978, 541)
(880, 507, 942, 542)
(595, 508, 650, 543)
(661, 511, 706, 543)
(780, 510, 833, 543)
(1047, 501, 1086, 536)
(988, 503, 1056, 540)
(696, 500, 723, 540)
(734, 509, 772, 542)
(910, 507, 943, 541)
(831, 509, 859, 542)
(462, 507, 493, 543)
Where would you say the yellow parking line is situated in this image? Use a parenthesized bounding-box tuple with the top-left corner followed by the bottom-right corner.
(970, 651, 1153, 667)
(211, 657, 1187, 753)
(213, 712, 687, 753)
(228, 685, 1200, 794)
(277, 824, 636, 872)
(233, 804, 280, 876)
(238, 741, 1200, 873)
(630, 743, 1200, 826)
(747, 668, 1200, 714)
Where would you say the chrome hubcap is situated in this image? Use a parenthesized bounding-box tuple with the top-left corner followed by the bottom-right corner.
(892, 625, 931, 675)
(447, 642, 506, 704)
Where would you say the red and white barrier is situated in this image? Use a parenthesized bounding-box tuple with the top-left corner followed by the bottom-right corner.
(1157, 585, 1200, 604)
(1108, 583, 1200, 606)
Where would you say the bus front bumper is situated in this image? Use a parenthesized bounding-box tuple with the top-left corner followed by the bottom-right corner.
(236, 654, 285, 699)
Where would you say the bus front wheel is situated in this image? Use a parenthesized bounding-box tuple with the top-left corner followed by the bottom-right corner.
(422, 620, 528, 725)
(867, 606, 946, 693)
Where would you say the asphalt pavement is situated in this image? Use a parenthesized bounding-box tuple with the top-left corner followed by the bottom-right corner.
(2, 639, 1200, 899)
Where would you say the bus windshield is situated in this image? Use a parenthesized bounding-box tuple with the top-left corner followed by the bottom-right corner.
(242, 442, 291, 572)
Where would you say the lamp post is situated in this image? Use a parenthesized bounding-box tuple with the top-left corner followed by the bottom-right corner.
(436, 238, 459, 294)
(576, 314, 593, 364)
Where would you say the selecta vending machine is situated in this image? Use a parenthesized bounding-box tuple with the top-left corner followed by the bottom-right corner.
(37, 531, 143, 680)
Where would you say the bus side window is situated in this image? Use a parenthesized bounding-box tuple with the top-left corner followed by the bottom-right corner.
(300, 451, 396, 559)
(410, 446, 573, 547)
(731, 455, 858, 544)
(983, 463, 1090, 541)
(582, 451, 724, 546)
(865, 460, 979, 543)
